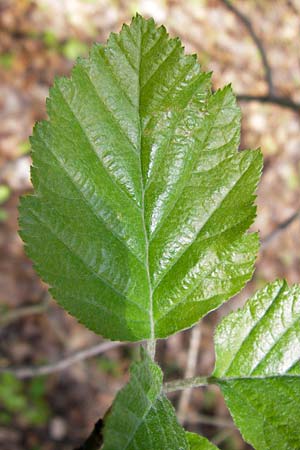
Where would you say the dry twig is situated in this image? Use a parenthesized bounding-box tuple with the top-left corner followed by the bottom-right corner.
(219, 1, 300, 113)
(0, 341, 124, 379)
(237, 94, 300, 113)
(261, 209, 300, 249)
(220, 0, 274, 94)
(0, 293, 50, 326)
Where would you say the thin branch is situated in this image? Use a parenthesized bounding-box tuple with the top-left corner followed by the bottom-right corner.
(237, 94, 300, 113)
(177, 324, 202, 422)
(220, 0, 274, 95)
(0, 341, 124, 379)
(261, 209, 300, 249)
(0, 296, 50, 326)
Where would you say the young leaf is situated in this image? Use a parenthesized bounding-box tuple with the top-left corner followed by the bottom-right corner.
(102, 350, 188, 450)
(19, 14, 262, 342)
(186, 432, 219, 449)
(213, 280, 300, 450)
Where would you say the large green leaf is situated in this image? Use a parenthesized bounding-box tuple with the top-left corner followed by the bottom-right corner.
(102, 350, 188, 450)
(19, 14, 262, 341)
(186, 432, 219, 449)
(213, 280, 300, 450)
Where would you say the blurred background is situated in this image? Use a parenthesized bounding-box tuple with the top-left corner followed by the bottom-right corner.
(1, 0, 300, 449)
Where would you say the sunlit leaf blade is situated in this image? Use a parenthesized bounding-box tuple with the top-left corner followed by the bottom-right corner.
(19, 14, 262, 341)
(186, 432, 219, 449)
(213, 280, 300, 450)
(102, 350, 188, 450)
(214, 280, 300, 377)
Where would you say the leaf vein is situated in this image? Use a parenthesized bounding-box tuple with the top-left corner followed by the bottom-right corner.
(153, 153, 259, 290)
(29, 207, 148, 314)
(38, 138, 145, 265)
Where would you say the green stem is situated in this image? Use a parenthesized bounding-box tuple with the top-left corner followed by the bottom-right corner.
(146, 339, 156, 360)
(163, 375, 214, 393)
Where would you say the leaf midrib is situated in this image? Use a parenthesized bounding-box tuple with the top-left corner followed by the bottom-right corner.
(56, 83, 141, 211)
(135, 22, 155, 341)
(214, 374, 300, 383)
(121, 371, 162, 450)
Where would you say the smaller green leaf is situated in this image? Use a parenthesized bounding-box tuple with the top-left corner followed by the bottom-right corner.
(102, 349, 188, 450)
(186, 432, 219, 449)
(213, 280, 300, 450)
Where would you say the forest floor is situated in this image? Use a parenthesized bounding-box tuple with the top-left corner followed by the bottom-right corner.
(1, 1, 300, 449)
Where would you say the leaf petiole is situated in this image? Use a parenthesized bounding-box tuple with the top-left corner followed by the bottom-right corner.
(146, 339, 156, 360)
(163, 376, 213, 393)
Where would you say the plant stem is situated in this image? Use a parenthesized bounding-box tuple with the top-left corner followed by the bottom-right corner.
(146, 339, 156, 360)
(163, 375, 212, 393)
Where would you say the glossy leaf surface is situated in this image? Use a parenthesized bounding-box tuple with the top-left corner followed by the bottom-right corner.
(102, 350, 188, 450)
(214, 280, 300, 450)
(19, 14, 262, 341)
(186, 432, 219, 449)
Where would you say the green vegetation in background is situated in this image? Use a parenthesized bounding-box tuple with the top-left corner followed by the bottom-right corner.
(0, 185, 10, 222)
(17, 29, 90, 61)
(0, 185, 10, 203)
(43, 30, 59, 48)
(0, 374, 50, 426)
(97, 356, 121, 377)
(0, 53, 14, 70)
(0, 209, 8, 221)
(18, 140, 31, 156)
(62, 39, 89, 60)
